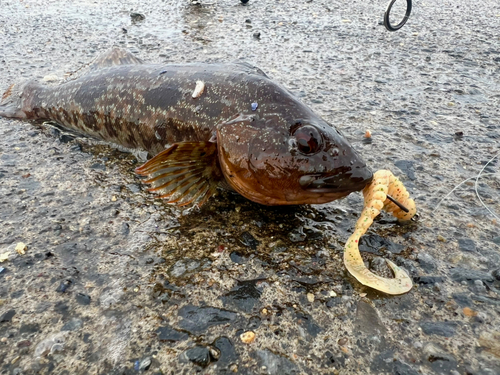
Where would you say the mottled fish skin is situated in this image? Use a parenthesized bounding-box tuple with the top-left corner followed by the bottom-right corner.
(0, 49, 373, 206)
(14, 63, 278, 156)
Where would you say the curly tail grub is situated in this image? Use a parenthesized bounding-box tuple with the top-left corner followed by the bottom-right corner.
(344, 170, 417, 295)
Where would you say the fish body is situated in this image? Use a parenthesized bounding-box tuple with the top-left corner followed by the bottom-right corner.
(0, 48, 373, 207)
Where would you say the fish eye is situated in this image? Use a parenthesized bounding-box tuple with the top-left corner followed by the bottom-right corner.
(292, 125, 322, 155)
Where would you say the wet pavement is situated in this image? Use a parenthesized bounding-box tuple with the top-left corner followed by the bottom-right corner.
(1, 0, 500, 374)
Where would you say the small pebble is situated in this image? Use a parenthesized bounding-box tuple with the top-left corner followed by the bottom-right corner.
(184, 346, 210, 367)
(364, 130, 371, 138)
(240, 331, 256, 344)
(15, 242, 27, 255)
(130, 12, 145, 21)
(306, 293, 315, 303)
(463, 307, 477, 317)
(138, 357, 152, 371)
(56, 280, 72, 293)
(42, 75, 59, 82)
(338, 337, 348, 346)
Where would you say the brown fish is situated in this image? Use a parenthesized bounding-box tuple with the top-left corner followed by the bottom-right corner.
(0, 48, 373, 207)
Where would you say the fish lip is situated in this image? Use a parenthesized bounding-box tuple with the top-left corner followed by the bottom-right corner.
(299, 171, 373, 193)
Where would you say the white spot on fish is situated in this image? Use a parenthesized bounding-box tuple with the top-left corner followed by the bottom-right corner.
(192, 81, 205, 99)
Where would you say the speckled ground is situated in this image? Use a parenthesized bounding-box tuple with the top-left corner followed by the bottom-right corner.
(1, 0, 500, 374)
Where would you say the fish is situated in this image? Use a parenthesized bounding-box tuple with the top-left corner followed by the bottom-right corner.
(0, 48, 373, 207)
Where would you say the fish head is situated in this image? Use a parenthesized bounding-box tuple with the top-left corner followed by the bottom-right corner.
(217, 114, 373, 205)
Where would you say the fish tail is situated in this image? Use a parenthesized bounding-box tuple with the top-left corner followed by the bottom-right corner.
(0, 81, 34, 119)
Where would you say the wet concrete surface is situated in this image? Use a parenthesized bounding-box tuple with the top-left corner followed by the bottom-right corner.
(1, 0, 500, 374)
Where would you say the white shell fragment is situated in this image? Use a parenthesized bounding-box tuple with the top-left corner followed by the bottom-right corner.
(192, 80, 205, 99)
(42, 74, 60, 82)
(15, 242, 27, 255)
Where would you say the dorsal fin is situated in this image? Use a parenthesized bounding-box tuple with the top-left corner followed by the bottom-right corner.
(232, 61, 269, 78)
(89, 47, 144, 70)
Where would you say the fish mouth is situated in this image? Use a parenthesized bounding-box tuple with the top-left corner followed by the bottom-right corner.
(299, 167, 373, 194)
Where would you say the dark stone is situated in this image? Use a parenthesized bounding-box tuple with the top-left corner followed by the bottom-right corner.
(359, 234, 404, 255)
(492, 268, 500, 281)
(183, 346, 211, 368)
(294, 311, 321, 338)
(417, 252, 437, 272)
(326, 298, 341, 308)
(138, 357, 151, 371)
(59, 134, 75, 143)
(151, 283, 170, 304)
(230, 251, 248, 264)
(89, 163, 105, 171)
(213, 337, 238, 367)
(53, 302, 70, 318)
(178, 305, 238, 334)
(355, 301, 386, 336)
(458, 238, 477, 252)
(56, 280, 72, 293)
(324, 351, 346, 368)
(371, 350, 419, 375)
(239, 231, 259, 249)
(492, 237, 500, 246)
(450, 268, 494, 283)
(289, 227, 306, 242)
(20, 323, 40, 334)
(394, 160, 416, 180)
(75, 293, 91, 306)
(414, 276, 445, 285)
(61, 318, 83, 331)
(0, 309, 16, 323)
(17, 340, 31, 348)
(471, 294, 500, 306)
(156, 326, 188, 342)
(221, 280, 262, 313)
(10, 290, 24, 299)
(420, 321, 458, 337)
(130, 12, 145, 22)
(70, 143, 82, 152)
(423, 343, 459, 373)
(452, 293, 472, 306)
(121, 222, 130, 236)
(126, 184, 141, 194)
(254, 349, 299, 375)
(247, 316, 261, 330)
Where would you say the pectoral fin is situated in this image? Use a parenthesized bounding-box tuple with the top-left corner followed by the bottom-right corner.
(135, 142, 223, 207)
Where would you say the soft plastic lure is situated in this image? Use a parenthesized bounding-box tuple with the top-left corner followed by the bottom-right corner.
(344, 170, 417, 295)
